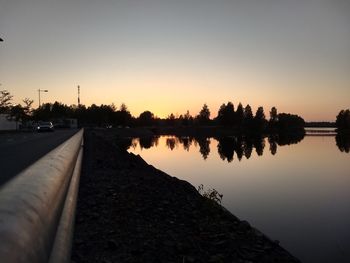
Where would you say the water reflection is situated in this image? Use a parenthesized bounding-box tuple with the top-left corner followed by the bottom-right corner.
(127, 134, 350, 263)
(215, 136, 265, 162)
(166, 137, 176, 150)
(124, 132, 350, 158)
(178, 136, 193, 151)
(336, 133, 350, 153)
(139, 136, 159, 149)
(268, 136, 277, 155)
(128, 132, 307, 161)
(196, 137, 211, 160)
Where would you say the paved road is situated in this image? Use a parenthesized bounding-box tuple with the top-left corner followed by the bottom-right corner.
(0, 129, 79, 187)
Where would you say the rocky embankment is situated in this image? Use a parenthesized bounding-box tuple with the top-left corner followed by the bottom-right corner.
(72, 129, 300, 263)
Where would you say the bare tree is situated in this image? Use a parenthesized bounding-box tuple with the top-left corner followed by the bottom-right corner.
(0, 90, 13, 113)
(22, 98, 34, 116)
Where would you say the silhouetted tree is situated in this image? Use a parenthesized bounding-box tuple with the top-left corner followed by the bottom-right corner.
(196, 103, 211, 125)
(114, 103, 132, 127)
(9, 104, 25, 123)
(217, 103, 226, 123)
(182, 110, 193, 126)
(73, 104, 87, 125)
(0, 90, 13, 113)
(336, 109, 350, 130)
(270, 107, 278, 122)
(253, 106, 267, 131)
(49, 102, 69, 119)
(236, 103, 244, 127)
(243, 104, 254, 129)
(32, 103, 51, 121)
(22, 98, 34, 120)
(7, 98, 34, 125)
(120, 103, 128, 112)
(255, 106, 265, 120)
(166, 113, 176, 126)
(138, 111, 155, 126)
(269, 106, 278, 131)
(277, 113, 305, 131)
(244, 104, 253, 119)
(217, 102, 235, 126)
(87, 104, 114, 126)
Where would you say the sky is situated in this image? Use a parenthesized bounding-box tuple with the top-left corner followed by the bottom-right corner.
(0, 0, 349, 121)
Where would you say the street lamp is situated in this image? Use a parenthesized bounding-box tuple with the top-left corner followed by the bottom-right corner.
(38, 89, 48, 108)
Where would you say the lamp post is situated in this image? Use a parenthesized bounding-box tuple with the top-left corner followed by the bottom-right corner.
(38, 89, 48, 108)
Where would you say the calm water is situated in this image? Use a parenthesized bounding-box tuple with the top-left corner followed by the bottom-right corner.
(128, 133, 350, 263)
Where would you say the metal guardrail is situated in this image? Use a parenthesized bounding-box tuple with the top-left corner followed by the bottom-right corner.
(0, 129, 84, 263)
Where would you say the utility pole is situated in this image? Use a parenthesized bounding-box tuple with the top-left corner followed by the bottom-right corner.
(77, 85, 80, 106)
(38, 89, 48, 108)
(0, 39, 3, 87)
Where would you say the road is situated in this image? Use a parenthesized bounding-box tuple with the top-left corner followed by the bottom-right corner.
(0, 129, 79, 186)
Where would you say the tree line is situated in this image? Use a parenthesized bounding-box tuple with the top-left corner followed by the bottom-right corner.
(164, 102, 305, 134)
(1, 89, 304, 133)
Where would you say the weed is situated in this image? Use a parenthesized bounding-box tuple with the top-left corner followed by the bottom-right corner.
(197, 184, 223, 205)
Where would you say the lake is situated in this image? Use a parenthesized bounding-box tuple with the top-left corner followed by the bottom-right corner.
(128, 133, 350, 263)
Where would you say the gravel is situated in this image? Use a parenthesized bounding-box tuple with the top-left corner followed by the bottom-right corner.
(71, 129, 300, 263)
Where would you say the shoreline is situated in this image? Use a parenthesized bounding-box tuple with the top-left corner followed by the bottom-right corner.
(107, 125, 306, 138)
(72, 128, 300, 262)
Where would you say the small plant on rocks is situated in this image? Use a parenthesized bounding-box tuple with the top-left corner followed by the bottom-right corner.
(197, 184, 223, 205)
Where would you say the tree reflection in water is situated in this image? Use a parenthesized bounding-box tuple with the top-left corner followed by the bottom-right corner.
(196, 137, 211, 160)
(166, 137, 176, 151)
(216, 136, 265, 162)
(243, 139, 253, 159)
(139, 136, 159, 149)
(336, 133, 350, 153)
(127, 132, 310, 161)
(216, 137, 235, 162)
(268, 135, 278, 155)
(178, 136, 194, 151)
(254, 136, 265, 156)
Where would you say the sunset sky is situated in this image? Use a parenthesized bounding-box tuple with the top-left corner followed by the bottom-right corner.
(0, 0, 349, 121)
